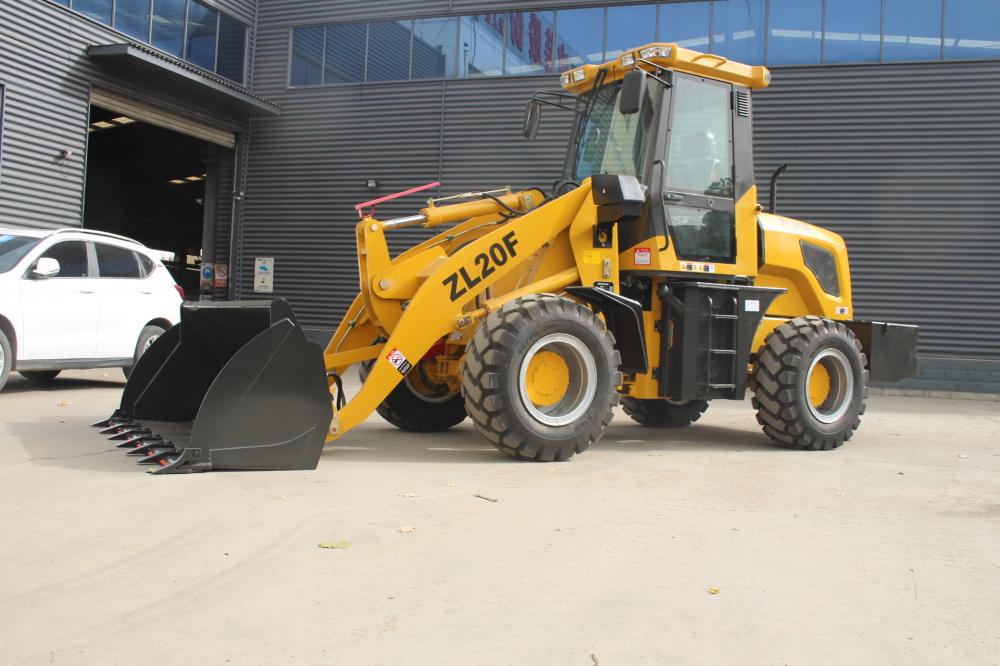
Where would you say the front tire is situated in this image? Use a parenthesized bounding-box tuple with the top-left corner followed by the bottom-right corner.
(123, 325, 165, 380)
(752, 316, 868, 450)
(19, 370, 61, 383)
(462, 295, 621, 461)
(621, 398, 708, 428)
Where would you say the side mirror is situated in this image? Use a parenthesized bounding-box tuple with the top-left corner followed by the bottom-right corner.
(522, 100, 542, 140)
(32, 257, 60, 279)
(619, 69, 647, 115)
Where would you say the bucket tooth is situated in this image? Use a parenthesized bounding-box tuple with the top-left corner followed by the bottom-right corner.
(100, 423, 138, 436)
(109, 428, 150, 441)
(116, 435, 160, 449)
(92, 410, 128, 428)
(148, 448, 209, 474)
(137, 449, 176, 465)
(127, 441, 171, 457)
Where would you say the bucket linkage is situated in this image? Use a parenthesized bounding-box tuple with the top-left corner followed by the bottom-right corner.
(94, 299, 332, 474)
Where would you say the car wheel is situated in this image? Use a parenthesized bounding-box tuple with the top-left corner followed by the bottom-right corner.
(0, 329, 11, 392)
(20, 370, 61, 383)
(123, 325, 166, 380)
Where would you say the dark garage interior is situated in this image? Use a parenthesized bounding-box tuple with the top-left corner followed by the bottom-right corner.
(83, 104, 228, 297)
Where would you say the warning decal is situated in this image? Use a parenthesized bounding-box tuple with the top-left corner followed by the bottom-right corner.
(386, 347, 412, 375)
(634, 247, 652, 265)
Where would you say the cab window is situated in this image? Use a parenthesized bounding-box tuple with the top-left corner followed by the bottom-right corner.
(37, 241, 90, 278)
(96, 243, 140, 278)
(666, 76, 733, 197)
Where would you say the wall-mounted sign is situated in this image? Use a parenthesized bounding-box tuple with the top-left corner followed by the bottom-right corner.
(213, 263, 228, 289)
(200, 263, 214, 290)
(254, 257, 274, 293)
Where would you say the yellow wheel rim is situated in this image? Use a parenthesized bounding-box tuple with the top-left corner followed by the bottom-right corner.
(808, 362, 832, 408)
(525, 350, 570, 407)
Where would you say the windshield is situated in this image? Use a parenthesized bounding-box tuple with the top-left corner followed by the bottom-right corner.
(570, 80, 656, 183)
(0, 235, 41, 274)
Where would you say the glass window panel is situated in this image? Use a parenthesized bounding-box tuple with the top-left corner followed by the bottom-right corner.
(216, 15, 247, 83)
(823, 0, 881, 63)
(884, 0, 943, 61)
(666, 76, 733, 197)
(572, 80, 656, 182)
(554, 7, 605, 70)
(606, 5, 656, 58)
(96, 244, 140, 279)
(325, 23, 367, 83)
(114, 0, 151, 41)
(767, 0, 821, 65)
(74, 0, 112, 25)
(367, 20, 413, 82)
(412, 17, 458, 79)
(459, 14, 505, 77)
(151, 0, 186, 57)
(39, 242, 89, 278)
(290, 26, 324, 86)
(945, 0, 1000, 59)
(658, 1, 710, 50)
(711, 0, 765, 64)
(185, 1, 219, 70)
(506, 10, 555, 75)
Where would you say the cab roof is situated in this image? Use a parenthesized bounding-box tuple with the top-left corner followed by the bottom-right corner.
(560, 43, 771, 94)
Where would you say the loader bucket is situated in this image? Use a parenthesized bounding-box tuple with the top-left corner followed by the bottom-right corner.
(95, 299, 332, 474)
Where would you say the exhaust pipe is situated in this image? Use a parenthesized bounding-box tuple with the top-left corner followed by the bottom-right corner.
(94, 299, 332, 474)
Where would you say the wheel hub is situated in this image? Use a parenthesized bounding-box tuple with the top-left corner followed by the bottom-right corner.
(805, 348, 854, 424)
(525, 351, 570, 407)
(518, 333, 597, 427)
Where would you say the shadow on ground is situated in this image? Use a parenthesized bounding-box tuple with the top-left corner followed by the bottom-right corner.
(6, 414, 780, 475)
(2, 375, 124, 395)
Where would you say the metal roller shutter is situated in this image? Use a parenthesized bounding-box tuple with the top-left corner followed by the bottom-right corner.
(90, 89, 236, 148)
(753, 60, 1000, 360)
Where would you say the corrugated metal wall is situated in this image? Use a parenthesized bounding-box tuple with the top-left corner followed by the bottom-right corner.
(245, 2, 1000, 371)
(754, 61, 1000, 360)
(0, 0, 253, 247)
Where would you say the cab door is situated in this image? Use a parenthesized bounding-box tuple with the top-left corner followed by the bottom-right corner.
(659, 74, 738, 271)
(19, 240, 101, 360)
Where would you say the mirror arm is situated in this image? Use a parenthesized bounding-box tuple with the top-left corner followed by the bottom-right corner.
(634, 58, 673, 88)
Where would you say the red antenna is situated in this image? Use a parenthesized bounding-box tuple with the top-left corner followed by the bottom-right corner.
(354, 181, 441, 219)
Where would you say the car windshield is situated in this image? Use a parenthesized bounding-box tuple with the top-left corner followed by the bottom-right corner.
(570, 79, 656, 183)
(0, 234, 41, 274)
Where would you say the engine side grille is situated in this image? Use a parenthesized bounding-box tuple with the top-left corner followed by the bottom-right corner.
(800, 241, 841, 297)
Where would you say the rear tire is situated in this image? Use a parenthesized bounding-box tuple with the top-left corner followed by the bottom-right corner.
(123, 325, 165, 380)
(462, 294, 621, 461)
(359, 348, 466, 432)
(621, 398, 708, 428)
(0, 329, 11, 392)
(751, 316, 867, 450)
(19, 370, 61, 383)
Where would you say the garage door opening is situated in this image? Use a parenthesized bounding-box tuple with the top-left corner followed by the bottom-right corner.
(83, 102, 234, 298)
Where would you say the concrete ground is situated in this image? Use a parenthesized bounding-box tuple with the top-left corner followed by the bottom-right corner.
(0, 369, 998, 666)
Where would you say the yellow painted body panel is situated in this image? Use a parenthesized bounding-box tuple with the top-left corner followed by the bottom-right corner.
(561, 43, 770, 93)
(327, 184, 591, 439)
(320, 43, 855, 437)
(755, 213, 853, 320)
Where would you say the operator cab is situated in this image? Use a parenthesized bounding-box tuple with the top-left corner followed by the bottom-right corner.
(525, 43, 770, 280)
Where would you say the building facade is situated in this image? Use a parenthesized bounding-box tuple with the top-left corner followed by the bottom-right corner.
(1, 0, 999, 392)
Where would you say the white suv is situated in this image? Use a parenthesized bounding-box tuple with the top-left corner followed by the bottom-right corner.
(0, 228, 183, 391)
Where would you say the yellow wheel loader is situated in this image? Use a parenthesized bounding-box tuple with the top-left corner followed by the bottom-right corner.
(94, 43, 918, 473)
